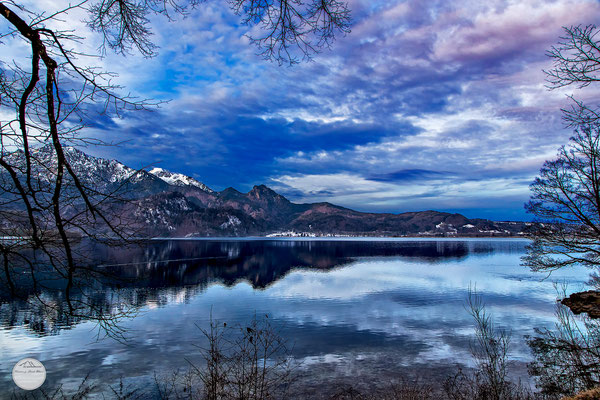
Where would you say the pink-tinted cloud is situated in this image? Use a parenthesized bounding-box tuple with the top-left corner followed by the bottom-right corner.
(433, 0, 600, 64)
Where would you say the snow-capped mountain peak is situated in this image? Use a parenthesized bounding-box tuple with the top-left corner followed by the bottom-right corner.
(149, 167, 213, 192)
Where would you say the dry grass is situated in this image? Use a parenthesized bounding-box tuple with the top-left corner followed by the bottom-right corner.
(561, 387, 600, 400)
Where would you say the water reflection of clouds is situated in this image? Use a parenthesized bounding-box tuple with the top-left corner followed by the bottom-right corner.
(264, 256, 586, 302)
(0, 328, 44, 358)
(0, 239, 594, 394)
(257, 254, 590, 364)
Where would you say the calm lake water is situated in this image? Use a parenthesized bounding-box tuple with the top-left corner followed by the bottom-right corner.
(0, 238, 592, 396)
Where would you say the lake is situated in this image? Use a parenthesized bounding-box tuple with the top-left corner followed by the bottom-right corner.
(0, 238, 592, 397)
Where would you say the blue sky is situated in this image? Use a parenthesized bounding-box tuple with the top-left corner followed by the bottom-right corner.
(10, 0, 600, 220)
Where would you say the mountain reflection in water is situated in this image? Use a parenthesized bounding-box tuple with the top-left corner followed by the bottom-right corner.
(99, 239, 496, 289)
(0, 238, 591, 396)
(2, 239, 500, 336)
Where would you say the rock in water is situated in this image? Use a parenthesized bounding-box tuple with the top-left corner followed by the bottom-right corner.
(561, 290, 600, 319)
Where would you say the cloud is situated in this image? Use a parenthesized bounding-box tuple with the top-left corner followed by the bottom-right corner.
(6, 0, 600, 219)
(368, 169, 451, 182)
(269, 172, 531, 219)
(432, 0, 598, 65)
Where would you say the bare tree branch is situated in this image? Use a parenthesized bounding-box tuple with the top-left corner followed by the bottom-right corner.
(0, 0, 351, 336)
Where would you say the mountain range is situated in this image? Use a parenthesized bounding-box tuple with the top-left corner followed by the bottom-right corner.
(2, 145, 529, 237)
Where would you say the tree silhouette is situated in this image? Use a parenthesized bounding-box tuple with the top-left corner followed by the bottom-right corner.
(524, 25, 600, 274)
(0, 0, 351, 335)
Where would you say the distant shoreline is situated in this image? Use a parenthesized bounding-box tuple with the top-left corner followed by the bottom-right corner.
(150, 235, 530, 241)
